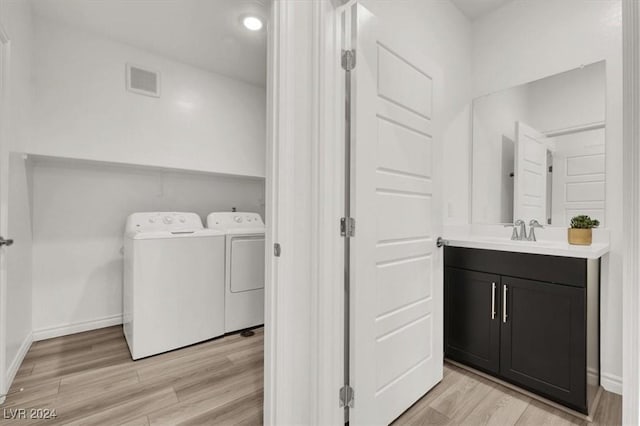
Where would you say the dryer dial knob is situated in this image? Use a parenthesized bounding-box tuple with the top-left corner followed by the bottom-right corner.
(234, 216, 243, 223)
(163, 216, 174, 225)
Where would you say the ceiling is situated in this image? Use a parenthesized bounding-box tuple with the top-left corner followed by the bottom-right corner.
(31, 0, 268, 87)
(451, 0, 514, 21)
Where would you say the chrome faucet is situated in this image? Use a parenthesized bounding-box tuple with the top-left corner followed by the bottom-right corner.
(516, 219, 527, 240)
(505, 219, 527, 240)
(527, 219, 544, 241)
(504, 223, 518, 240)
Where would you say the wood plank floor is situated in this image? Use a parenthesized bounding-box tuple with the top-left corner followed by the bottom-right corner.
(394, 363, 622, 426)
(3, 326, 264, 425)
(2, 326, 621, 425)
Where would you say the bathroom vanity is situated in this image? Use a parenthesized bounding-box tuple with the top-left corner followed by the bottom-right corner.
(458, 59, 612, 417)
(444, 240, 606, 415)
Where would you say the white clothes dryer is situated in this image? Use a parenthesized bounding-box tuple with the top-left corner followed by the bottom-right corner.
(206, 212, 265, 333)
(123, 212, 225, 360)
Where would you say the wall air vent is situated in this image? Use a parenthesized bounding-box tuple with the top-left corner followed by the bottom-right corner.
(126, 64, 161, 98)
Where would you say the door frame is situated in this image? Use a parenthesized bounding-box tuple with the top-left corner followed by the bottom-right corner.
(622, 1, 640, 424)
(265, 0, 344, 424)
(0, 21, 10, 403)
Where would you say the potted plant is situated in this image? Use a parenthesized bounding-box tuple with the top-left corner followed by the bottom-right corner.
(568, 215, 600, 245)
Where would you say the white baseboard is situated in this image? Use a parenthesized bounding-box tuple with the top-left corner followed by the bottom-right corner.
(601, 371, 623, 395)
(33, 314, 123, 342)
(4, 332, 33, 398)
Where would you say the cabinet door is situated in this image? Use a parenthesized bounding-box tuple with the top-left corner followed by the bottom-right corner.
(445, 268, 501, 374)
(500, 277, 586, 412)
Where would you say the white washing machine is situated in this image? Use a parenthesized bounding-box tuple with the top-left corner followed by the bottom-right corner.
(123, 212, 225, 360)
(206, 212, 265, 333)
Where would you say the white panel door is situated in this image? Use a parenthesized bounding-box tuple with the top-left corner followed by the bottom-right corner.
(350, 4, 443, 425)
(551, 128, 606, 226)
(514, 121, 553, 224)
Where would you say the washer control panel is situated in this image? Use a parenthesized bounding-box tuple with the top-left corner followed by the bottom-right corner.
(126, 212, 203, 233)
(207, 212, 264, 230)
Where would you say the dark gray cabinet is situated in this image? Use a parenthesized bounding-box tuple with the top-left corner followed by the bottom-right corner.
(500, 276, 586, 410)
(444, 246, 600, 415)
(445, 268, 500, 374)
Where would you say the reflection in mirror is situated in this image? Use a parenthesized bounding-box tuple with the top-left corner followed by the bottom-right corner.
(471, 61, 606, 227)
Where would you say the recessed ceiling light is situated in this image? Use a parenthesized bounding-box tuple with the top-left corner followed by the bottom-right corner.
(243, 16, 263, 31)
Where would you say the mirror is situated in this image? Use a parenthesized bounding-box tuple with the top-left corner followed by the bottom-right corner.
(471, 61, 606, 227)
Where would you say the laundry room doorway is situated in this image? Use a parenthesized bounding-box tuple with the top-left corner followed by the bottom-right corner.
(0, 1, 275, 422)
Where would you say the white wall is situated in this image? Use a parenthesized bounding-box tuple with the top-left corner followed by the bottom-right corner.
(30, 16, 266, 177)
(0, 0, 33, 397)
(31, 156, 264, 338)
(361, 0, 473, 226)
(470, 0, 623, 393)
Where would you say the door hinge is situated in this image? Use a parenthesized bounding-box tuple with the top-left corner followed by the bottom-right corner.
(273, 243, 281, 257)
(341, 49, 356, 71)
(548, 165, 553, 173)
(339, 385, 354, 408)
(340, 217, 356, 237)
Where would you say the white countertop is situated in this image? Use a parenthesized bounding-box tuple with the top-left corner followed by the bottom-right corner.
(444, 225, 610, 259)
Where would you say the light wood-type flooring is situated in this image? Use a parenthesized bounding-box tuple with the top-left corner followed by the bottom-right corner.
(2, 326, 621, 425)
(3, 326, 263, 425)
(394, 364, 622, 426)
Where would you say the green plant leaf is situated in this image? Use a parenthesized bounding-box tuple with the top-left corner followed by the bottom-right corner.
(570, 215, 600, 229)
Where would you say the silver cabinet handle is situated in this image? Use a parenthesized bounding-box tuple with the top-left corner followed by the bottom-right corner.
(503, 285, 508, 323)
(0, 237, 13, 247)
(491, 282, 496, 320)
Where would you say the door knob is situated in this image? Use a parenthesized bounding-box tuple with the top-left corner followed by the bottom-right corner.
(436, 237, 448, 248)
(0, 237, 14, 247)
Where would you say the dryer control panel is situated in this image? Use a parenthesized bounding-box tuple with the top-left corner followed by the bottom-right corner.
(126, 212, 204, 233)
(206, 212, 264, 230)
